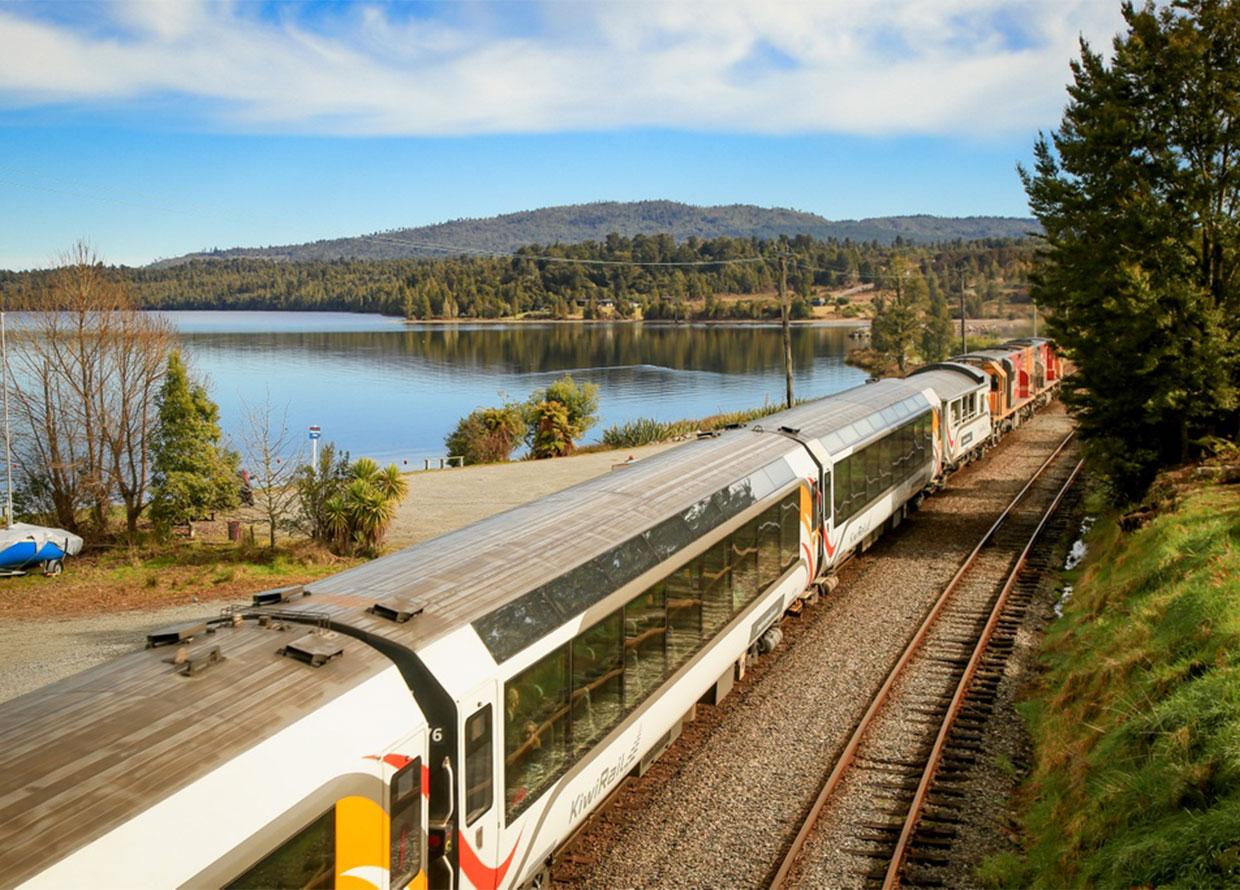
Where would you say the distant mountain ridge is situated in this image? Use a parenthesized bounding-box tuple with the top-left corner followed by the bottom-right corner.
(160, 201, 1037, 266)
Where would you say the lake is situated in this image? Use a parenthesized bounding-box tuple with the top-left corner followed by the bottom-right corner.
(164, 311, 871, 466)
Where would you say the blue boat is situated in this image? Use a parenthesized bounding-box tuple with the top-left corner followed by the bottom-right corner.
(0, 523, 84, 576)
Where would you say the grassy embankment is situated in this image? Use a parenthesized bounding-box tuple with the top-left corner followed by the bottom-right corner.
(983, 464, 1240, 887)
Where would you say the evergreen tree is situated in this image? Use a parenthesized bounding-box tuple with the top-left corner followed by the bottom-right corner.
(871, 260, 926, 373)
(149, 351, 239, 534)
(921, 286, 955, 362)
(1022, 0, 1240, 498)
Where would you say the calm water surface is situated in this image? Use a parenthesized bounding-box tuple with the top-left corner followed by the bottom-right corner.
(164, 311, 870, 465)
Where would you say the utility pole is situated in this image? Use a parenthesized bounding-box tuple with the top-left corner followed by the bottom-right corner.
(779, 251, 793, 408)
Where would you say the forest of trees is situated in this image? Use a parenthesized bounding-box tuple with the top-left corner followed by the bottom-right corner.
(144, 201, 1038, 263)
(0, 234, 1034, 322)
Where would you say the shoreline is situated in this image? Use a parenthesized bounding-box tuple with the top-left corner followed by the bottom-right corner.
(393, 316, 870, 327)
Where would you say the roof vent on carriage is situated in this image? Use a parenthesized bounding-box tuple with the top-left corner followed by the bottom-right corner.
(145, 621, 211, 649)
(368, 596, 425, 624)
(251, 585, 305, 607)
(277, 631, 345, 667)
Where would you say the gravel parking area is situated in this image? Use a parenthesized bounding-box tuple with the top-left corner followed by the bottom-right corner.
(562, 409, 1074, 889)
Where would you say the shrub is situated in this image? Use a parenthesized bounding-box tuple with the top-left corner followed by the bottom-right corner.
(529, 400, 577, 458)
(444, 403, 527, 465)
(291, 444, 406, 556)
(525, 375, 599, 457)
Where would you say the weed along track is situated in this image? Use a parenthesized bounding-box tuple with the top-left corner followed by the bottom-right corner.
(773, 436, 1082, 890)
(555, 408, 1077, 890)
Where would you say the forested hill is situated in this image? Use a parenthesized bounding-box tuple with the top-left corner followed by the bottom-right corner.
(158, 201, 1037, 265)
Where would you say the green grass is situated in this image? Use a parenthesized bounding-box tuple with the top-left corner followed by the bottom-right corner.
(985, 480, 1240, 888)
(600, 401, 790, 448)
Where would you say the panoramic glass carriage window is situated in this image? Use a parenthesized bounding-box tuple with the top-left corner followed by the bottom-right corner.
(866, 440, 882, 502)
(624, 582, 667, 706)
(757, 505, 783, 588)
(225, 808, 335, 890)
(666, 561, 703, 669)
(730, 517, 760, 610)
(391, 758, 424, 889)
(879, 433, 894, 489)
(781, 493, 800, 569)
(851, 453, 866, 517)
(700, 538, 733, 636)
(505, 646, 569, 820)
(571, 611, 624, 756)
(464, 706, 492, 825)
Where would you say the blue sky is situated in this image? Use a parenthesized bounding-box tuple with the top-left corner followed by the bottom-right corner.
(0, 1, 1128, 270)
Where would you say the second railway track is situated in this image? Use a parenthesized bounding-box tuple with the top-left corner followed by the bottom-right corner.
(772, 433, 1083, 890)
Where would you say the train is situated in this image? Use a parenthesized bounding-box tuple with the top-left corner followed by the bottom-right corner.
(0, 337, 1062, 890)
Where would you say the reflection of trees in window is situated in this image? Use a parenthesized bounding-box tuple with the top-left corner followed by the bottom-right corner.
(731, 518, 760, 611)
(781, 495, 800, 568)
(572, 611, 624, 757)
(504, 647, 569, 819)
(225, 808, 335, 890)
(391, 760, 423, 888)
(866, 441, 882, 502)
(624, 583, 667, 706)
(666, 562, 702, 669)
(700, 539, 733, 635)
(757, 506, 783, 588)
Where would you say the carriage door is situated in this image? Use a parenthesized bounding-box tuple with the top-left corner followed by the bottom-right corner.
(458, 682, 502, 890)
(385, 728, 429, 890)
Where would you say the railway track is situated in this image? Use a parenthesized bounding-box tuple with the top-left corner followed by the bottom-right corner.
(770, 432, 1083, 890)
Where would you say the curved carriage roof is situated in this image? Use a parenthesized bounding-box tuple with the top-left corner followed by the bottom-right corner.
(959, 348, 1020, 363)
(765, 377, 933, 456)
(0, 620, 397, 887)
(292, 377, 941, 662)
(300, 424, 806, 660)
(908, 363, 989, 401)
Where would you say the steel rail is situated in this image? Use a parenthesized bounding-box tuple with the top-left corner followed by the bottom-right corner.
(767, 430, 1076, 890)
(882, 455, 1084, 889)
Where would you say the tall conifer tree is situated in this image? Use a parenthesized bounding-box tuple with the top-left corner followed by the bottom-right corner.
(1023, 0, 1240, 498)
(149, 351, 239, 534)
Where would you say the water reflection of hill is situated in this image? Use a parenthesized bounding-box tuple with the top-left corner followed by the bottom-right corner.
(187, 323, 854, 376)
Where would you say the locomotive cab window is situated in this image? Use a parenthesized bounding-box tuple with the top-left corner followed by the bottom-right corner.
(464, 706, 493, 824)
(225, 808, 335, 890)
(391, 758, 424, 889)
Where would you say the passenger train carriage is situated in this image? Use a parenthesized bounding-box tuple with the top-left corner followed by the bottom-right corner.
(0, 340, 1059, 890)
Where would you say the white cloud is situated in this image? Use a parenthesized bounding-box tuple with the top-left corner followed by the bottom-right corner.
(0, 0, 1128, 136)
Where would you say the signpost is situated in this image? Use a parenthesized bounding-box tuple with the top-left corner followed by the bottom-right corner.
(309, 424, 321, 465)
